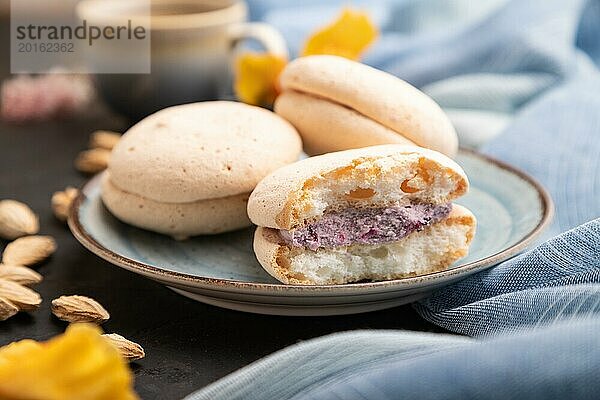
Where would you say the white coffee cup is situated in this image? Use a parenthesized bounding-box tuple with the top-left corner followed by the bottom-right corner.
(77, 0, 287, 119)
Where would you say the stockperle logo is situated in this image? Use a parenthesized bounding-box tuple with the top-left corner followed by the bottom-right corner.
(11, 0, 150, 74)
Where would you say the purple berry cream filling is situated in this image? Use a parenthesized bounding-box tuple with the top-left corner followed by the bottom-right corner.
(279, 203, 452, 250)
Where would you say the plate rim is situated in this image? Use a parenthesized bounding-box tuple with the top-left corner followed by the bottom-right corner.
(68, 149, 554, 293)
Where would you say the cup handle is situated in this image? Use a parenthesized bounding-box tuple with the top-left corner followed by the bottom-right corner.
(228, 22, 289, 59)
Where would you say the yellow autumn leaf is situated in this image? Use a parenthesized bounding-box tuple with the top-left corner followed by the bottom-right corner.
(234, 52, 287, 106)
(302, 8, 378, 60)
(0, 324, 138, 400)
(233, 8, 377, 107)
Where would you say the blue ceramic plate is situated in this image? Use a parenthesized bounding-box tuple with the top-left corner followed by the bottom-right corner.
(69, 150, 553, 315)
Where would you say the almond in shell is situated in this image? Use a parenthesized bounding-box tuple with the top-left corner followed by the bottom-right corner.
(0, 200, 39, 240)
(0, 297, 19, 321)
(102, 333, 145, 361)
(74, 148, 111, 174)
(89, 130, 121, 150)
(0, 279, 42, 310)
(51, 187, 79, 222)
(1, 235, 57, 266)
(0, 264, 43, 286)
(51, 295, 110, 324)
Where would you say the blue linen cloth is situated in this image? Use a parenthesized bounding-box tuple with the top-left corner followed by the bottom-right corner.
(188, 0, 600, 398)
(188, 317, 600, 400)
